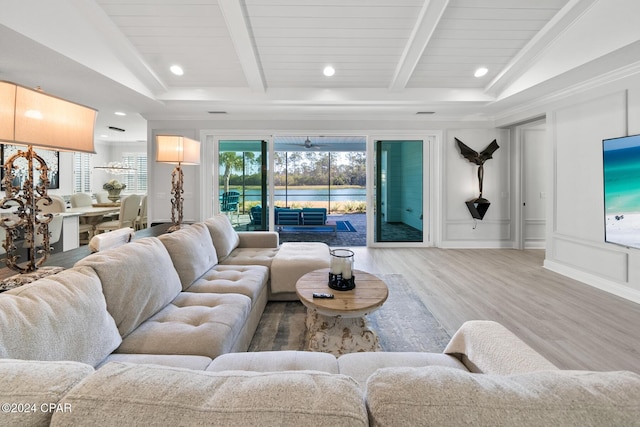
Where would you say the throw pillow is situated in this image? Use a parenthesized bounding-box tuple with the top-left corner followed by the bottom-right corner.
(159, 223, 218, 289)
(204, 214, 240, 260)
(76, 237, 182, 338)
(0, 267, 122, 366)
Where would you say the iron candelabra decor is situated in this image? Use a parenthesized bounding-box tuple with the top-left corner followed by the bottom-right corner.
(0, 81, 96, 274)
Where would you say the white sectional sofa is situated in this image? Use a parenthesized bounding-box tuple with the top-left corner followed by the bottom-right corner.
(0, 215, 639, 426)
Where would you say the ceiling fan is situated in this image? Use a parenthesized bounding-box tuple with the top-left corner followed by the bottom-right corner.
(282, 137, 326, 150)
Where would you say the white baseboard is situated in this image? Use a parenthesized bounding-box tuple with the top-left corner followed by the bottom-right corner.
(544, 259, 640, 305)
(438, 240, 515, 249)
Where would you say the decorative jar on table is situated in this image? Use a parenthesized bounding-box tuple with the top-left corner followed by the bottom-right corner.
(329, 249, 355, 291)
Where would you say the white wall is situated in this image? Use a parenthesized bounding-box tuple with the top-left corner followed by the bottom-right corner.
(543, 82, 640, 304)
(440, 128, 511, 247)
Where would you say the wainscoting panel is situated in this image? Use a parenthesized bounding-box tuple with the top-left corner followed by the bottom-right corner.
(524, 219, 545, 248)
(553, 236, 628, 282)
(444, 219, 511, 243)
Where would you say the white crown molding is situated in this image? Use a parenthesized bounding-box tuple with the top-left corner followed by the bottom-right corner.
(491, 41, 640, 125)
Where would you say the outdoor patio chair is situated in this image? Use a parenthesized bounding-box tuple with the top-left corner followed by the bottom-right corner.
(276, 208, 302, 226)
(220, 191, 240, 225)
(249, 206, 262, 224)
(302, 208, 327, 225)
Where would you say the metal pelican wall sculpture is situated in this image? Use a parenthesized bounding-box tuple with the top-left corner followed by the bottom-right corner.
(455, 137, 500, 220)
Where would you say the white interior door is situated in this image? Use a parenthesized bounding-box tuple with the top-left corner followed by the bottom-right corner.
(522, 125, 547, 248)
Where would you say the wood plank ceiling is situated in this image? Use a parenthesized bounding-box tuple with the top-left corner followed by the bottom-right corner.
(96, 0, 571, 92)
(1, 0, 588, 142)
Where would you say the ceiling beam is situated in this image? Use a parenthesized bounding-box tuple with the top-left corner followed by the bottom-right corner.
(218, 0, 266, 93)
(485, 0, 600, 97)
(388, 0, 450, 92)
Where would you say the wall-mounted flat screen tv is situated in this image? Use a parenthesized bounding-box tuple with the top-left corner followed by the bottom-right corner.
(603, 134, 640, 249)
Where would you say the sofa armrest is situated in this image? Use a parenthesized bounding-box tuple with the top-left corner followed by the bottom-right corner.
(444, 320, 558, 375)
(237, 231, 279, 248)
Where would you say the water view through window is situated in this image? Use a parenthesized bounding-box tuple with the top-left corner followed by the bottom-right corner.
(219, 138, 367, 215)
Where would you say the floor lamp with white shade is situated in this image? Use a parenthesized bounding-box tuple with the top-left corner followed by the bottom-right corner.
(155, 135, 201, 232)
(0, 81, 96, 276)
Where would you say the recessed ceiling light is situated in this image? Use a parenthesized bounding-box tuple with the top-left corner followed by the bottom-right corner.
(474, 67, 488, 78)
(170, 65, 184, 76)
(323, 66, 335, 77)
(114, 111, 126, 116)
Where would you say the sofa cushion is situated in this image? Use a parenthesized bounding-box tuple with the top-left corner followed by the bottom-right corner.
(159, 223, 218, 290)
(53, 362, 367, 427)
(0, 359, 94, 427)
(365, 366, 640, 427)
(99, 353, 213, 371)
(207, 351, 339, 373)
(115, 292, 252, 359)
(219, 247, 280, 268)
(186, 264, 269, 303)
(0, 267, 121, 366)
(337, 351, 467, 388)
(237, 231, 279, 248)
(205, 214, 240, 260)
(270, 242, 330, 294)
(76, 237, 182, 338)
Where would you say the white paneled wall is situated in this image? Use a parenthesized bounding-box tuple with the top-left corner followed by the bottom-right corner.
(545, 89, 640, 303)
(441, 128, 511, 247)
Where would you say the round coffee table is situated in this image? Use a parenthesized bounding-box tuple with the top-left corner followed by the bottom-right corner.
(296, 268, 388, 355)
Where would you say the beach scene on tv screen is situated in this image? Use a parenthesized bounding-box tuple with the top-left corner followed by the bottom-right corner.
(603, 134, 640, 248)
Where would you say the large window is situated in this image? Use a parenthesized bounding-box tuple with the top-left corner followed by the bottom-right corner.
(74, 152, 92, 193)
(272, 151, 366, 213)
(121, 152, 147, 193)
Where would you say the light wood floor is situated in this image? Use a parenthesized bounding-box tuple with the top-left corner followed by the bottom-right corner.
(349, 247, 640, 373)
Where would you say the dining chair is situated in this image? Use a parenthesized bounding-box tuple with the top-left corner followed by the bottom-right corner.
(70, 193, 93, 208)
(38, 195, 67, 213)
(52, 193, 93, 245)
(95, 192, 110, 204)
(135, 195, 148, 230)
(95, 194, 141, 234)
(35, 195, 91, 246)
(31, 213, 64, 249)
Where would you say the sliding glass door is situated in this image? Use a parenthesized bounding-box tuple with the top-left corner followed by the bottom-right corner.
(373, 139, 426, 244)
(218, 140, 268, 230)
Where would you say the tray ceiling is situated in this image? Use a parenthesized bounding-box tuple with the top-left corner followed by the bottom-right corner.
(2, 0, 637, 142)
